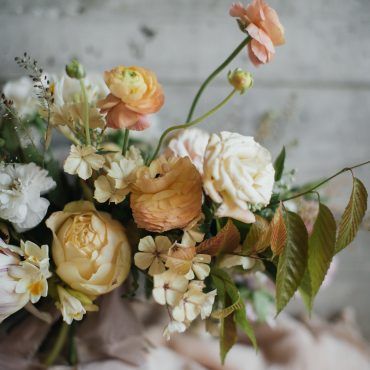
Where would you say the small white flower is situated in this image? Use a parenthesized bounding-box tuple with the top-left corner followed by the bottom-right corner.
(172, 281, 217, 322)
(94, 175, 129, 204)
(167, 128, 210, 174)
(218, 254, 256, 270)
(203, 132, 275, 224)
(64, 145, 105, 180)
(56, 286, 86, 324)
(163, 320, 187, 341)
(0, 162, 56, 231)
(181, 215, 205, 247)
(20, 240, 50, 275)
(134, 235, 172, 276)
(152, 271, 188, 307)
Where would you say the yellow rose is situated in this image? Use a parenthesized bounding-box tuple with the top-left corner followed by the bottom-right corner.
(46, 201, 131, 296)
(130, 155, 202, 232)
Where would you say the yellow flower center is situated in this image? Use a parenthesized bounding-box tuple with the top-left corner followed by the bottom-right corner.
(29, 281, 43, 296)
(119, 69, 147, 100)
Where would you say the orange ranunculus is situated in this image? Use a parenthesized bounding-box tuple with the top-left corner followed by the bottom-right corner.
(130, 156, 202, 232)
(230, 1, 285, 66)
(98, 66, 164, 130)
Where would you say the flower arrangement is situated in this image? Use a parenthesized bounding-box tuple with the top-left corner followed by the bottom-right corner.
(0, 0, 368, 366)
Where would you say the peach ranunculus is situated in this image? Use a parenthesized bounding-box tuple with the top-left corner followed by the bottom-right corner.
(46, 201, 131, 296)
(130, 156, 202, 232)
(230, 0, 285, 66)
(98, 66, 164, 131)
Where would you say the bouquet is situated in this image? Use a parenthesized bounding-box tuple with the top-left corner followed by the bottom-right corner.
(0, 0, 368, 367)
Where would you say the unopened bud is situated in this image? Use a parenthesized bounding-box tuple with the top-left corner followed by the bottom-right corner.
(228, 68, 253, 93)
(65, 59, 86, 79)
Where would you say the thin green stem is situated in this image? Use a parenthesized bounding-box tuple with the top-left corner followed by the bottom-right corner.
(122, 128, 130, 155)
(149, 89, 237, 164)
(44, 322, 70, 367)
(186, 35, 251, 123)
(274, 160, 370, 205)
(79, 79, 91, 146)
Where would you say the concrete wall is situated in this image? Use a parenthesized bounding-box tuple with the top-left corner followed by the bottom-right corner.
(1, 0, 370, 337)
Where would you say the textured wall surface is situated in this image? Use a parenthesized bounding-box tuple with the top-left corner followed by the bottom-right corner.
(0, 0, 370, 337)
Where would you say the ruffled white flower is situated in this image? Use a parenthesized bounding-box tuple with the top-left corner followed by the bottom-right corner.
(56, 286, 87, 324)
(203, 132, 275, 224)
(134, 235, 172, 276)
(167, 128, 210, 174)
(172, 281, 217, 322)
(152, 271, 188, 307)
(94, 146, 143, 204)
(0, 162, 56, 231)
(64, 145, 105, 180)
(0, 245, 29, 323)
(2, 77, 38, 117)
(163, 320, 187, 341)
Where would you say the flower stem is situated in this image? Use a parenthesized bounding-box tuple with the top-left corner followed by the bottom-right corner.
(149, 89, 237, 164)
(122, 128, 130, 155)
(79, 79, 91, 146)
(274, 160, 370, 205)
(186, 35, 251, 123)
(44, 321, 70, 367)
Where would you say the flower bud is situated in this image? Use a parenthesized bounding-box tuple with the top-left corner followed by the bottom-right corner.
(65, 59, 86, 80)
(228, 68, 253, 93)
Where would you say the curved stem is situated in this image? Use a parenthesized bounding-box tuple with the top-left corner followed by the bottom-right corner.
(79, 79, 91, 146)
(44, 321, 70, 367)
(275, 160, 370, 205)
(122, 128, 130, 155)
(186, 35, 251, 123)
(149, 89, 237, 164)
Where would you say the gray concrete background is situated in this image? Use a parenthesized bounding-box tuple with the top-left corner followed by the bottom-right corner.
(0, 0, 369, 337)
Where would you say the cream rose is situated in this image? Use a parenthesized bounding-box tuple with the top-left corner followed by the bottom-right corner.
(46, 201, 131, 296)
(203, 131, 274, 223)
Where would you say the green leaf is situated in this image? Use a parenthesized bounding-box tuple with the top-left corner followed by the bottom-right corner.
(299, 270, 312, 312)
(307, 203, 336, 308)
(273, 146, 286, 181)
(335, 177, 368, 253)
(211, 268, 256, 364)
(243, 215, 271, 255)
(276, 211, 308, 314)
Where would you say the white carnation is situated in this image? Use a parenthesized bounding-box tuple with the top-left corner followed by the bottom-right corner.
(167, 128, 210, 174)
(0, 162, 56, 231)
(203, 131, 274, 223)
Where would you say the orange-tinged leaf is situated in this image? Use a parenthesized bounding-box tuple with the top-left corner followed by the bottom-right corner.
(197, 219, 240, 256)
(270, 204, 287, 256)
(335, 177, 368, 253)
(243, 215, 271, 255)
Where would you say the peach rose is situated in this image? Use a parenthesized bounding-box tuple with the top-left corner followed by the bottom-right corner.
(230, 0, 285, 66)
(98, 66, 164, 130)
(46, 201, 131, 296)
(130, 156, 202, 232)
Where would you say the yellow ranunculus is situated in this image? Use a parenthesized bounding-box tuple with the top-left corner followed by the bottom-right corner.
(46, 201, 131, 296)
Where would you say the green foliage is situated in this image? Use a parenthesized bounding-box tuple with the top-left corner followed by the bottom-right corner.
(211, 268, 256, 364)
(300, 203, 336, 311)
(335, 177, 368, 253)
(276, 211, 308, 314)
(273, 146, 286, 182)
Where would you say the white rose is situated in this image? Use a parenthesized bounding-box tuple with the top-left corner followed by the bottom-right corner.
(167, 128, 210, 174)
(203, 131, 274, 223)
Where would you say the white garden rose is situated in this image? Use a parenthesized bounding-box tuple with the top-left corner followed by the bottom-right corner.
(203, 131, 274, 223)
(167, 128, 210, 174)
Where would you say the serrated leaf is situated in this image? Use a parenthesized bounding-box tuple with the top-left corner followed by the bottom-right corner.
(298, 270, 312, 312)
(212, 268, 256, 364)
(270, 204, 287, 256)
(335, 177, 368, 253)
(274, 146, 286, 181)
(307, 203, 336, 306)
(197, 219, 240, 256)
(243, 215, 271, 255)
(276, 211, 308, 314)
